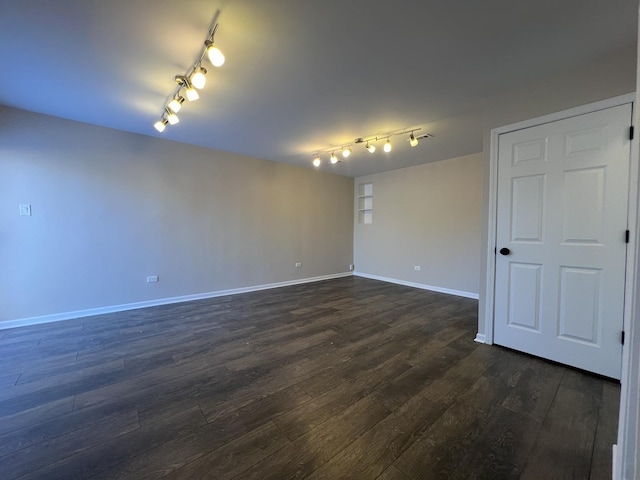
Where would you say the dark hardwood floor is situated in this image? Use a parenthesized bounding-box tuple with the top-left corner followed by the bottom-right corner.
(0, 277, 620, 479)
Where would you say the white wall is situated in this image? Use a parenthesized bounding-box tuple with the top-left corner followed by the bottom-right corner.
(0, 107, 354, 324)
(353, 153, 483, 297)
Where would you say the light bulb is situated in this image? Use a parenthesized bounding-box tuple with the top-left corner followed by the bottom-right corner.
(342, 147, 351, 158)
(185, 86, 199, 101)
(330, 153, 338, 164)
(154, 119, 167, 133)
(167, 96, 184, 113)
(366, 142, 376, 153)
(384, 139, 392, 153)
(166, 111, 179, 125)
(191, 67, 207, 89)
(312, 157, 321, 167)
(409, 133, 419, 147)
(206, 43, 225, 67)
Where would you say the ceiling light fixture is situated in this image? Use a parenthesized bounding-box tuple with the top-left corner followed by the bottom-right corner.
(153, 18, 224, 132)
(176, 76, 200, 102)
(154, 118, 168, 133)
(190, 67, 207, 89)
(205, 40, 225, 67)
(185, 85, 200, 101)
(167, 95, 184, 113)
(309, 128, 430, 167)
(166, 109, 179, 125)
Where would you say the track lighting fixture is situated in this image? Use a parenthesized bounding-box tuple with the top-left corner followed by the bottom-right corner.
(205, 40, 225, 67)
(167, 96, 184, 113)
(309, 127, 430, 167)
(153, 19, 224, 132)
(190, 67, 207, 89)
(154, 118, 168, 133)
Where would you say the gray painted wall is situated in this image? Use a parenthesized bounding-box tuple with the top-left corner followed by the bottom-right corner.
(354, 153, 483, 296)
(0, 107, 354, 323)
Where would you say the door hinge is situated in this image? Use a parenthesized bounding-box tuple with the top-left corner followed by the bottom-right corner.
(630, 126, 635, 140)
(622, 331, 625, 345)
(626, 229, 630, 243)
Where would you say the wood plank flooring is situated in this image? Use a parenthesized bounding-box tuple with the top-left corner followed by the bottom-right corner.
(0, 277, 620, 479)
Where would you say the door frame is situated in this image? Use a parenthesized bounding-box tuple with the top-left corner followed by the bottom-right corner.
(481, 93, 637, 351)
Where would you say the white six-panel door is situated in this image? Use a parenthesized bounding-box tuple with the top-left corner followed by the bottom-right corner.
(494, 103, 632, 379)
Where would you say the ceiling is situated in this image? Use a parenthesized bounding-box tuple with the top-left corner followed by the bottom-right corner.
(0, 0, 637, 177)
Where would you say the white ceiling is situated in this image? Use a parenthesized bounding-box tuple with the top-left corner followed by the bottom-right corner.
(0, 0, 637, 177)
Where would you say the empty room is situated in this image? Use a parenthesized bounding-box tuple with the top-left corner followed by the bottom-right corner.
(2, 1, 640, 479)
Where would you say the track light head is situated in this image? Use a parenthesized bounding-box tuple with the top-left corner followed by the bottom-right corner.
(366, 142, 376, 153)
(167, 96, 185, 113)
(165, 109, 179, 125)
(383, 138, 392, 153)
(185, 86, 199, 101)
(312, 156, 321, 167)
(154, 118, 168, 133)
(190, 67, 207, 89)
(205, 40, 225, 67)
(176, 75, 200, 101)
(409, 132, 419, 147)
(342, 147, 352, 158)
(330, 152, 338, 164)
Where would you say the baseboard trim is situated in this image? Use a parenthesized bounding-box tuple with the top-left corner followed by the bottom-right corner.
(353, 272, 479, 300)
(0, 272, 354, 330)
(474, 333, 486, 344)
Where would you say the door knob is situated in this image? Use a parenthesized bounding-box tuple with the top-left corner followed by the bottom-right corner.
(499, 247, 511, 256)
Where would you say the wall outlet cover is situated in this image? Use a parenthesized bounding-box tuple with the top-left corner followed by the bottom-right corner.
(19, 204, 32, 216)
(146, 275, 159, 283)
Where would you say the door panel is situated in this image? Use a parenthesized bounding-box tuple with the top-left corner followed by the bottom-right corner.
(494, 103, 632, 379)
(511, 175, 546, 242)
(507, 263, 543, 332)
(558, 266, 601, 344)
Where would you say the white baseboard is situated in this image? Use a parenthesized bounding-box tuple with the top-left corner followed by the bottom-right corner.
(474, 333, 486, 344)
(353, 272, 479, 300)
(0, 272, 353, 330)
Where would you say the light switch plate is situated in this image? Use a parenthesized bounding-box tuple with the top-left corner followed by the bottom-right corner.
(19, 204, 31, 216)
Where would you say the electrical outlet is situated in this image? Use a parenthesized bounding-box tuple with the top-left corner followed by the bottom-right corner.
(146, 275, 159, 283)
(414, 266, 421, 271)
(349, 264, 354, 271)
(295, 262, 302, 268)
(19, 204, 31, 216)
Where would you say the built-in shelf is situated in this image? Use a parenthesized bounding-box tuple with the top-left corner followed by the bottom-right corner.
(358, 182, 373, 224)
